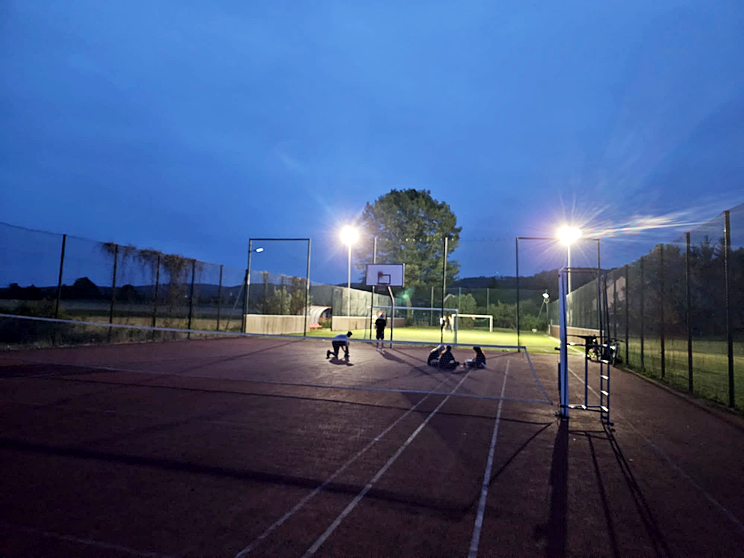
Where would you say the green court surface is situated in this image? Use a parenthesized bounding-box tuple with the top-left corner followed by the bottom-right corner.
(305, 326, 562, 353)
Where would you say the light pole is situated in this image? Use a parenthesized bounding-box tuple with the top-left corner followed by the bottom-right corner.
(340, 226, 358, 316)
(241, 243, 264, 332)
(558, 226, 582, 293)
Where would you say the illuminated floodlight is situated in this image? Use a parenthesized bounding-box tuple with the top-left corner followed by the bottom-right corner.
(340, 226, 359, 246)
(542, 292, 550, 300)
(255, 247, 264, 253)
(558, 226, 582, 245)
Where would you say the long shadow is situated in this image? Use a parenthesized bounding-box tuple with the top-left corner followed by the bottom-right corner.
(584, 430, 621, 558)
(605, 426, 672, 558)
(0, 437, 479, 520)
(546, 419, 568, 558)
(177, 339, 303, 373)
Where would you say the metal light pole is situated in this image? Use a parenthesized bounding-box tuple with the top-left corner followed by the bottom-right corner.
(340, 226, 359, 317)
(347, 242, 352, 315)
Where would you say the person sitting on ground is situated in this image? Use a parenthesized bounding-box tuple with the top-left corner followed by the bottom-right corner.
(464, 346, 486, 369)
(327, 331, 352, 359)
(438, 345, 459, 370)
(427, 344, 445, 366)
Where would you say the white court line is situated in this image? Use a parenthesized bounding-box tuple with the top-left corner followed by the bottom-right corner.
(233, 376, 452, 557)
(0, 522, 176, 558)
(567, 367, 744, 537)
(301, 368, 477, 557)
(468, 360, 510, 558)
(1, 356, 552, 405)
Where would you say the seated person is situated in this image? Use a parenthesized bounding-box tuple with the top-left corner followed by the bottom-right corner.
(438, 346, 459, 370)
(464, 346, 486, 368)
(427, 344, 445, 366)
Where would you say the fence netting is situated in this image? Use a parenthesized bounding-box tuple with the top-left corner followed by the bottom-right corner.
(549, 203, 744, 411)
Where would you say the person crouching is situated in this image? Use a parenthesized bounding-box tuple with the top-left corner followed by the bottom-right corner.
(427, 344, 445, 366)
(327, 331, 352, 359)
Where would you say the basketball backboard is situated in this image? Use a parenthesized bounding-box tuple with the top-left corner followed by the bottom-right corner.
(365, 264, 405, 287)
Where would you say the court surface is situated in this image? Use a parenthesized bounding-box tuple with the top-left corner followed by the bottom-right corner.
(1, 336, 744, 557)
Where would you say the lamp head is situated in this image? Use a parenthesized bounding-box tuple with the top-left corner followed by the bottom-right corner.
(340, 226, 359, 246)
(558, 226, 582, 245)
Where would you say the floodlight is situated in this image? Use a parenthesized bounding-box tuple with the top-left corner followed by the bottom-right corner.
(542, 292, 550, 300)
(558, 226, 582, 245)
(340, 226, 359, 246)
(255, 247, 264, 253)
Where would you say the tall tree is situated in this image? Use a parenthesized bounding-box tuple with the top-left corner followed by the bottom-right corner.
(357, 189, 461, 288)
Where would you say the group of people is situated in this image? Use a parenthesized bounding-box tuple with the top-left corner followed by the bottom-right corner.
(427, 345, 486, 370)
(324, 312, 486, 371)
(325, 313, 388, 360)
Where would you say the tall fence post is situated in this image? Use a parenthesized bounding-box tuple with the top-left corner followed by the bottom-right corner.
(624, 264, 629, 365)
(612, 273, 617, 341)
(686, 232, 693, 392)
(640, 255, 645, 370)
(53, 234, 67, 345)
(430, 286, 434, 326)
(660, 244, 666, 379)
(243, 239, 253, 333)
(516, 238, 520, 349)
(304, 239, 311, 338)
(108, 244, 118, 342)
(186, 260, 196, 339)
(187, 259, 196, 338)
(216, 264, 223, 332)
(724, 210, 735, 408)
(441, 236, 448, 344)
(152, 254, 161, 339)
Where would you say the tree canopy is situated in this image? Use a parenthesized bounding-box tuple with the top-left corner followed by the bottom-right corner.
(357, 189, 461, 288)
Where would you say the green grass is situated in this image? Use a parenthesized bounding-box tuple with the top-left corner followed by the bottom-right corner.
(303, 326, 562, 353)
(624, 337, 744, 410)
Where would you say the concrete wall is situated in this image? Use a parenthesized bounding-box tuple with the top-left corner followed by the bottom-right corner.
(244, 315, 311, 335)
(332, 316, 405, 332)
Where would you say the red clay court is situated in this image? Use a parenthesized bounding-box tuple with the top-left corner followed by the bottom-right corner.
(1, 336, 743, 557)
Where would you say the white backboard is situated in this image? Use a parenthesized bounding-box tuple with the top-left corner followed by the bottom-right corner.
(365, 264, 405, 287)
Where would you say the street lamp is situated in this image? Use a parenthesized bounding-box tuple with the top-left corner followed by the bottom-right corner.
(558, 226, 582, 293)
(340, 226, 358, 315)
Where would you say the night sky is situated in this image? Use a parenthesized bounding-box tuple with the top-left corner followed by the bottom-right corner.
(2, 0, 743, 285)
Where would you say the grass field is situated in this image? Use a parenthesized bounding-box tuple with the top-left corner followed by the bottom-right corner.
(624, 337, 744, 410)
(304, 326, 562, 354)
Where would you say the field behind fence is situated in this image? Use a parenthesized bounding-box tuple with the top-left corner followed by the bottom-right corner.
(551, 203, 744, 412)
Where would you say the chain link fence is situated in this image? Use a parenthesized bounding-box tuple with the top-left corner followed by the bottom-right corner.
(551, 204, 744, 411)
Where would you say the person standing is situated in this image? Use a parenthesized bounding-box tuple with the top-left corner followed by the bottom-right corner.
(327, 331, 353, 359)
(374, 312, 387, 352)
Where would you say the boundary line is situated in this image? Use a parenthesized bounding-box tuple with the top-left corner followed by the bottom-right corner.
(1, 355, 553, 406)
(0, 313, 530, 351)
(301, 368, 478, 556)
(468, 360, 510, 558)
(233, 376, 452, 556)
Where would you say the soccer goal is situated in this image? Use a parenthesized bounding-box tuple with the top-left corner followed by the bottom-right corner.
(369, 305, 459, 344)
(456, 314, 493, 332)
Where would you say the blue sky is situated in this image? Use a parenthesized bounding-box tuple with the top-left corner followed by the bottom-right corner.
(2, 0, 743, 285)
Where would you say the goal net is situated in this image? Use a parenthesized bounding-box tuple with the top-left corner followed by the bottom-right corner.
(457, 314, 493, 332)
